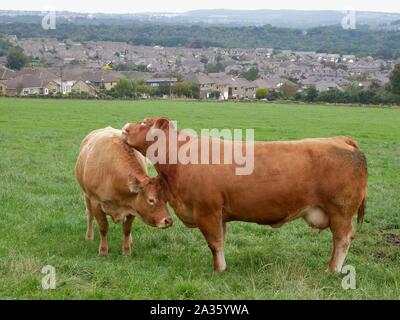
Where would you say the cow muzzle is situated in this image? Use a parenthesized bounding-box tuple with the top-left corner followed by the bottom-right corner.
(157, 217, 173, 229)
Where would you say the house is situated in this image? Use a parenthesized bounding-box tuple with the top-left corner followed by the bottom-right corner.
(225, 77, 257, 99)
(51, 67, 98, 95)
(315, 81, 343, 92)
(5, 73, 60, 96)
(0, 80, 6, 96)
(145, 78, 178, 87)
(342, 55, 356, 63)
(253, 78, 296, 92)
(187, 72, 258, 100)
(327, 54, 341, 63)
(208, 73, 231, 100)
(184, 73, 216, 99)
(79, 70, 122, 90)
(60, 79, 96, 95)
(71, 80, 97, 96)
(121, 71, 153, 81)
(0, 65, 15, 81)
(0, 66, 13, 95)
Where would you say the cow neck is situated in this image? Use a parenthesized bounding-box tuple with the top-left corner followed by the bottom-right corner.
(152, 128, 184, 190)
(154, 162, 177, 189)
(120, 139, 148, 180)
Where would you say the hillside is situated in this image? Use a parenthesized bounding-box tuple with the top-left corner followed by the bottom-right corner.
(1, 23, 400, 58)
(1, 9, 400, 28)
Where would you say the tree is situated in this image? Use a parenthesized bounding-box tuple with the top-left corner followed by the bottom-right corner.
(173, 82, 199, 98)
(16, 82, 24, 96)
(294, 92, 303, 101)
(6, 48, 28, 70)
(2, 23, 400, 59)
(280, 83, 297, 97)
(206, 62, 225, 73)
(317, 88, 345, 103)
(134, 64, 150, 72)
(256, 87, 268, 100)
(389, 63, 400, 95)
(241, 67, 259, 81)
(112, 78, 137, 98)
(209, 91, 221, 100)
(136, 79, 149, 96)
(358, 90, 376, 104)
(102, 64, 113, 71)
(305, 86, 318, 102)
(0, 37, 12, 57)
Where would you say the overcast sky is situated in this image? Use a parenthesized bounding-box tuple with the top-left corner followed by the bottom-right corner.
(1, 0, 400, 14)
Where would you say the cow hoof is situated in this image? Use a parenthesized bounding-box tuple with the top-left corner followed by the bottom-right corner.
(326, 267, 341, 273)
(122, 248, 132, 256)
(98, 248, 108, 256)
(214, 266, 227, 273)
(85, 234, 94, 241)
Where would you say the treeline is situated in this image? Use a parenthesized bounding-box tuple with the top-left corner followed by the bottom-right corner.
(0, 35, 12, 56)
(1, 23, 400, 58)
(257, 87, 400, 105)
(107, 79, 199, 99)
(296, 87, 400, 105)
(75, 78, 198, 100)
(256, 64, 400, 105)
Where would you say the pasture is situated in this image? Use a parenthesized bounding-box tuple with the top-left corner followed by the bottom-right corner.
(0, 98, 399, 299)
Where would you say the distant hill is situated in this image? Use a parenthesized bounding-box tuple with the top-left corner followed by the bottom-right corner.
(0, 9, 400, 29)
(1, 22, 400, 59)
(183, 9, 400, 29)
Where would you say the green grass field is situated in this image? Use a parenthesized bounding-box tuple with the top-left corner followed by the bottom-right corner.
(0, 98, 399, 300)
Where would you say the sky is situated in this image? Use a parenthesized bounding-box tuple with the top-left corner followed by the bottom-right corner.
(1, 0, 400, 14)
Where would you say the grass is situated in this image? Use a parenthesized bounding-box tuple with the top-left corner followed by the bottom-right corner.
(0, 98, 399, 300)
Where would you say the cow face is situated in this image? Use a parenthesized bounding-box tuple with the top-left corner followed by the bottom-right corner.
(122, 117, 171, 154)
(128, 174, 173, 229)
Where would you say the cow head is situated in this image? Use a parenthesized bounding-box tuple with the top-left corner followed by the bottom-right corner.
(128, 174, 172, 229)
(122, 117, 172, 155)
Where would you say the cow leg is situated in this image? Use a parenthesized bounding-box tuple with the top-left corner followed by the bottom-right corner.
(84, 195, 94, 241)
(328, 214, 355, 273)
(122, 215, 135, 256)
(93, 204, 109, 256)
(196, 212, 226, 272)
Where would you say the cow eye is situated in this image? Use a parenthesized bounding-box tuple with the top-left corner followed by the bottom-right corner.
(148, 198, 157, 206)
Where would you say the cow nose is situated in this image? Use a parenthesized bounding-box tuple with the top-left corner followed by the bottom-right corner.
(163, 217, 173, 227)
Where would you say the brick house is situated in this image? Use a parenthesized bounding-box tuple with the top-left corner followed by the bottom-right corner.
(71, 80, 97, 96)
(5, 72, 60, 96)
(79, 70, 122, 90)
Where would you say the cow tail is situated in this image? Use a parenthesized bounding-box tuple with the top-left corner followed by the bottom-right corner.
(357, 197, 366, 226)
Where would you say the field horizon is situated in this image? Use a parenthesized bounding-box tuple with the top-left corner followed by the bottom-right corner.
(0, 98, 399, 299)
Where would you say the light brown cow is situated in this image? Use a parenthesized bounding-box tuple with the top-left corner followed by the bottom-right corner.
(122, 118, 368, 272)
(76, 127, 173, 256)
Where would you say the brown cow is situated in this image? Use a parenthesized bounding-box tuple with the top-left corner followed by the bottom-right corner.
(122, 118, 367, 273)
(76, 127, 173, 256)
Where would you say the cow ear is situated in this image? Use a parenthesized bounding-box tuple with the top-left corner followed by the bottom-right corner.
(154, 117, 170, 130)
(127, 174, 143, 194)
